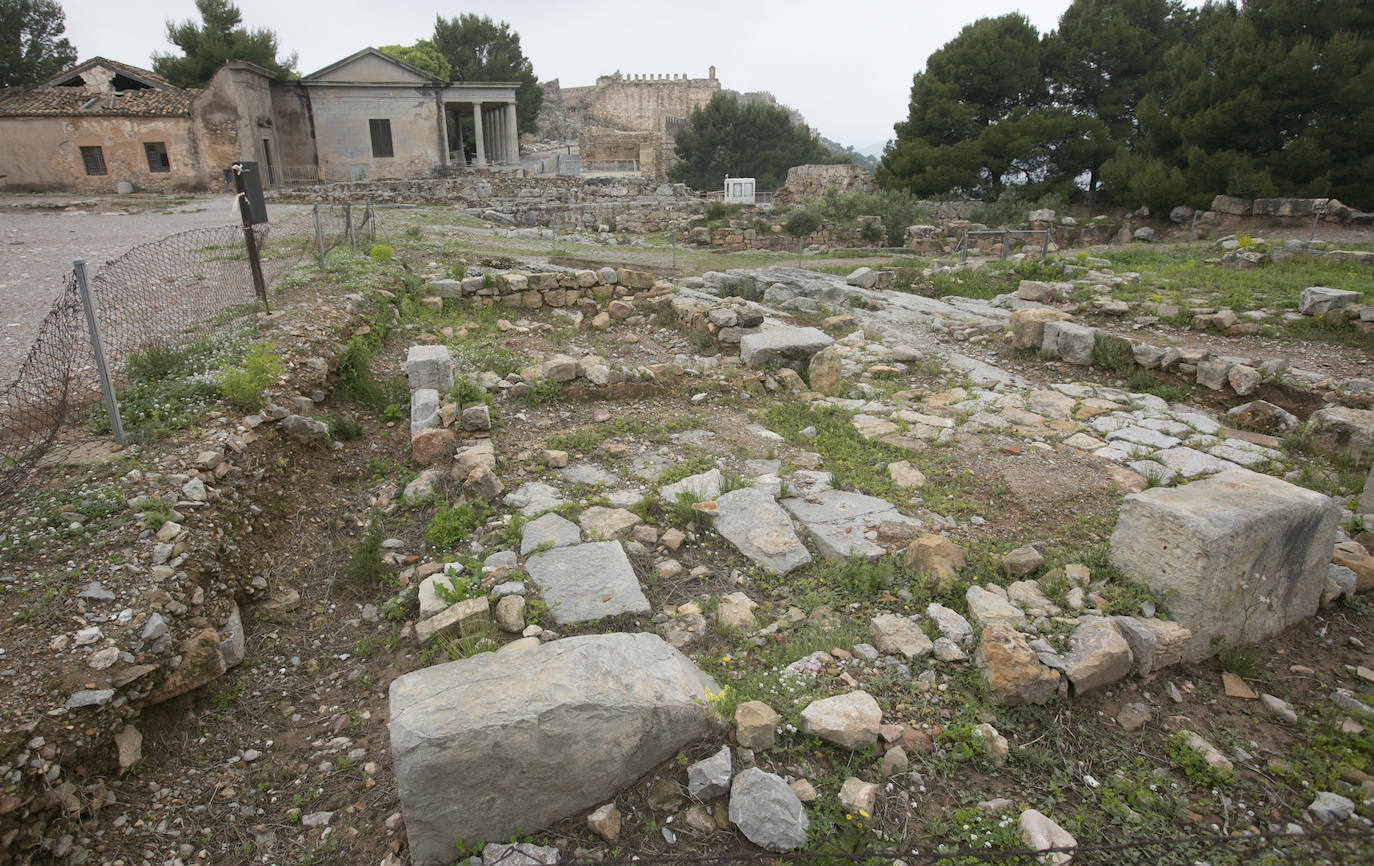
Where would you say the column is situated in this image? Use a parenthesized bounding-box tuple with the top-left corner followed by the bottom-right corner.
(471, 101, 487, 168)
(491, 108, 504, 164)
(453, 107, 465, 166)
(436, 98, 450, 172)
(504, 102, 519, 164)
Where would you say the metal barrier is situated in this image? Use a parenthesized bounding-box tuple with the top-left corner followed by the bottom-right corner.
(957, 229, 1052, 262)
(0, 202, 379, 513)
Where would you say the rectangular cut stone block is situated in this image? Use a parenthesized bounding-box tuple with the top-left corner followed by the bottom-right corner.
(406, 345, 454, 393)
(739, 327, 834, 369)
(1298, 286, 1362, 316)
(390, 634, 717, 863)
(616, 267, 655, 289)
(1041, 320, 1095, 365)
(1108, 469, 1339, 662)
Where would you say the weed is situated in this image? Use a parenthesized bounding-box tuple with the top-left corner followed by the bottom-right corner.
(435, 618, 498, 660)
(340, 521, 388, 588)
(133, 495, 177, 527)
(323, 414, 364, 441)
(425, 502, 489, 550)
(1166, 731, 1233, 788)
(367, 243, 394, 261)
(522, 379, 564, 406)
(670, 491, 711, 531)
(217, 343, 284, 411)
(1092, 332, 1136, 375)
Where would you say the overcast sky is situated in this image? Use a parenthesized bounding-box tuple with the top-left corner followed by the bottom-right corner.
(59, 0, 1198, 153)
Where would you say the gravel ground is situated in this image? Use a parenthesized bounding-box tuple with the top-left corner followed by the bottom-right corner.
(0, 194, 305, 387)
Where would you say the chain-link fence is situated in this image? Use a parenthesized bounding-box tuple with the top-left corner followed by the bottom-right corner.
(0, 202, 379, 513)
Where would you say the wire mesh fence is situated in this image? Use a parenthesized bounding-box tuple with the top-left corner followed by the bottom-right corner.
(0, 202, 379, 515)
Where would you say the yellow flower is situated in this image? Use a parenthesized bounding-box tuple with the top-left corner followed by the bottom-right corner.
(859, 810, 869, 819)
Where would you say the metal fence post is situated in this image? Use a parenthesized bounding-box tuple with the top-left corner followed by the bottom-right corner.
(313, 204, 326, 273)
(73, 260, 125, 446)
(1001, 230, 1009, 261)
(346, 202, 355, 252)
(1041, 230, 1050, 259)
(959, 231, 968, 263)
(1190, 211, 1198, 243)
(368, 202, 376, 243)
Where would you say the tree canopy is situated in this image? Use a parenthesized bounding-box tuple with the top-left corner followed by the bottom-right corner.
(668, 92, 848, 191)
(432, 14, 541, 130)
(379, 40, 450, 81)
(0, 0, 77, 88)
(877, 14, 1102, 201)
(879, 0, 1374, 209)
(151, 0, 296, 87)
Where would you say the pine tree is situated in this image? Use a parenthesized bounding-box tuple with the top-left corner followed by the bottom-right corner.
(151, 0, 296, 87)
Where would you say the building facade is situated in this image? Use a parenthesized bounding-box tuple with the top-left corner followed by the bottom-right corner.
(0, 49, 521, 192)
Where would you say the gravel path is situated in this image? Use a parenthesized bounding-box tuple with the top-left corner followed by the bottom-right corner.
(0, 195, 305, 387)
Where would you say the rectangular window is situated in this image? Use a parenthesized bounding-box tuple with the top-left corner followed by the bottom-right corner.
(80, 146, 107, 176)
(368, 119, 394, 158)
(144, 142, 171, 173)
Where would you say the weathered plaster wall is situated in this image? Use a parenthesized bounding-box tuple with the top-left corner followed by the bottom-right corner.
(305, 86, 441, 181)
(0, 115, 203, 193)
(268, 85, 318, 175)
(192, 65, 277, 186)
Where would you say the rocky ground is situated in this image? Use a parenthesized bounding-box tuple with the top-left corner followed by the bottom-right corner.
(0, 206, 1371, 866)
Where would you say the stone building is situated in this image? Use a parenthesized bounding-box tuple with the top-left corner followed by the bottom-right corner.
(273, 48, 521, 182)
(0, 57, 276, 193)
(552, 69, 721, 180)
(0, 48, 521, 192)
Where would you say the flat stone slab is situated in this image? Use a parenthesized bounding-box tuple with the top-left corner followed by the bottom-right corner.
(782, 490, 922, 559)
(523, 542, 650, 624)
(520, 512, 582, 556)
(739, 327, 833, 369)
(1151, 447, 1241, 478)
(559, 463, 619, 486)
(390, 633, 717, 861)
(660, 468, 723, 502)
(712, 487, 812, 574)
(504, 482, 567, 517)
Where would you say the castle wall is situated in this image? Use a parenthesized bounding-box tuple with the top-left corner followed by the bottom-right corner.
(578, 72, 720, 133)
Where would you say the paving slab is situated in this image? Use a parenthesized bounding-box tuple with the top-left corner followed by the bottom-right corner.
(782, 490, 922, 559)
(523, 541, 650, 625)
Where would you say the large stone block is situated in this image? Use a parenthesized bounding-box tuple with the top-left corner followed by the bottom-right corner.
(407, 345, 454, 393)
(739, 327, 834, 369)
(1108, 469, 1339, 662)
(1298, 286, 1362, 316)
(390, 633, 718, 864)
(1041, 320, 1095, 365)
(1009, 309, 1072, 350)
(1307, 406, 1374, 465)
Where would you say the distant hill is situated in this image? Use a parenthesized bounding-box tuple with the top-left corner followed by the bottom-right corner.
(858, 140, 890, 160)
(819, 136, 878, 171)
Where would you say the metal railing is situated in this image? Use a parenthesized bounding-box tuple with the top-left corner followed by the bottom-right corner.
(956, 228, 1051, 262)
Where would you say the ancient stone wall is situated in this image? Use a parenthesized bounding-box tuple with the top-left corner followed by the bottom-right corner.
(781, 164, 875, 202)
(572, 71, 721, 134)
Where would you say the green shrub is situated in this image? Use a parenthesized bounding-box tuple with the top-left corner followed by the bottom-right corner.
(217, 343, 284, 411)
(522, 379, 564, 406)
(425, 502, 489, 550)
(340, 522, 387, 588)
(783, 208, 822, 238)
(704, 201, 743, 222)
(367, 244, 394, 262)
(323, 414, 364, 441)
(858, 221, 885, 244)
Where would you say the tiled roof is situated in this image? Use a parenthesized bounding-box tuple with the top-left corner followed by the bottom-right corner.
(41, 56, 174, 90)
(0, 87, 198, 118)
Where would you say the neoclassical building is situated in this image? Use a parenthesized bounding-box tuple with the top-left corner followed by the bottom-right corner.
(0, 48, 521, 192)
